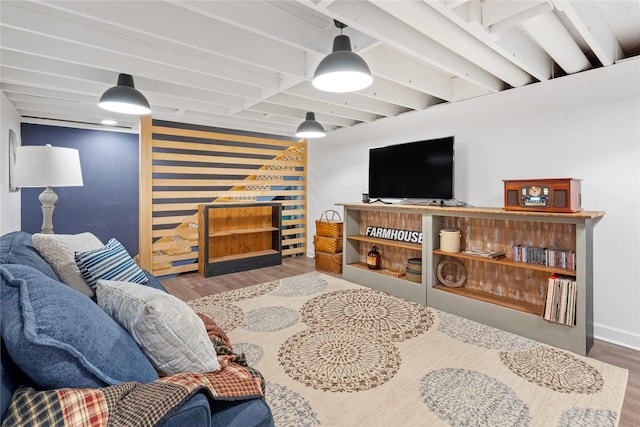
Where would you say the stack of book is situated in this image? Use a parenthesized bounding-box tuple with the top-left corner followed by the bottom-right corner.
(544, 274, 577, 326)
(461, 249, 506, 259)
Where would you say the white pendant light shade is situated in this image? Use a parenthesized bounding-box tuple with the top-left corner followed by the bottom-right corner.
(99, 73, 151, 115)
(313, 34, 373, 93)
(296, 112, 326, 138)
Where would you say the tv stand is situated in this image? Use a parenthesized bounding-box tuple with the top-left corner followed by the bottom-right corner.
(337, 202, 604, 355)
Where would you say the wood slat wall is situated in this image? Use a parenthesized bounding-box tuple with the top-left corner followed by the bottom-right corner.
(138, 117, 307, 276)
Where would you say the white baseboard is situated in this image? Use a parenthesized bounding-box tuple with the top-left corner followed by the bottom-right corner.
(594, 323, 640, 351)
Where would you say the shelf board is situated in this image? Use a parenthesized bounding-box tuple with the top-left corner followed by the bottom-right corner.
(210, 249, 278, 263)
(347, 235, 422, 251)
(433, 284, 543, 316)
(338, 202, 605, 220)
(347, 262, 423, 285)
(432, 249, 576, 275)
(209, 226, 279, 237)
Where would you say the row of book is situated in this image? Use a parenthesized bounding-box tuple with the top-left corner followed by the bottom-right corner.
(544, 274, 577, 326)
(512, 245, 576, 270)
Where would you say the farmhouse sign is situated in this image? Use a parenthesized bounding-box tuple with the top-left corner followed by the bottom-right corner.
(364, 226, 423, 244)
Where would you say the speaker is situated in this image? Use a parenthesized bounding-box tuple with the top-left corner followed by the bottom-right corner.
(552, 190, 568, 208)
(503, 179, 582, 213)
(506, 189, 519, 207)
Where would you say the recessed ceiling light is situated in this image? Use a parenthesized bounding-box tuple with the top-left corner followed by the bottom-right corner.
(101, 119, 117, 126)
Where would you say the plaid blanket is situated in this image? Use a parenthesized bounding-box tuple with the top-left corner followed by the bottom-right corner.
(2, 314, 266, 427)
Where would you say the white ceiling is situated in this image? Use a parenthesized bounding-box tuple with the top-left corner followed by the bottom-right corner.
(2, 0, 639, 137)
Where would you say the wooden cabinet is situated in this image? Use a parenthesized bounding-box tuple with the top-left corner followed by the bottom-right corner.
(198, 202, 281, 277)
(338, 203, 603, 355)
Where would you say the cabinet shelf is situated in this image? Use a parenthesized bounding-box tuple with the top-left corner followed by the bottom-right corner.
(432, 249, 576, 276)
(433, 284, 543, 316)
(209, 249, 279, 263)
(209, 226, 279, 237)
(346, 234, 422, 251)
(347, 262, 422, 284)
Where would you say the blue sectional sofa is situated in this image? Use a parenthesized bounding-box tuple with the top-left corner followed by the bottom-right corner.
(0, 231, 274, 427)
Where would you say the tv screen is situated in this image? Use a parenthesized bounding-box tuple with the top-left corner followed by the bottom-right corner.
(368, 136, 454, 201)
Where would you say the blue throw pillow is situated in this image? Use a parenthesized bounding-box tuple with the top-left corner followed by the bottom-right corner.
(75, 238, 148, 289)
(0, 231, 58, 281)
(0, 264, 159, 389)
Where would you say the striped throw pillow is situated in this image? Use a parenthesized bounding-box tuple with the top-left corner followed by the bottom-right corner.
(75, 238, 148, 289)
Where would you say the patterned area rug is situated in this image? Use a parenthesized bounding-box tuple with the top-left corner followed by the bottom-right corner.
(187, 272, 628, 427)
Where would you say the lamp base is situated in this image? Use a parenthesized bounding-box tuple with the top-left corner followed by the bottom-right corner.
(39, 186, 58, 234)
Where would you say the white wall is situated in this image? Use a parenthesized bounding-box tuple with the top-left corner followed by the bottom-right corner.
(308, 58, 640, 350)
(0, 91, 22, 234)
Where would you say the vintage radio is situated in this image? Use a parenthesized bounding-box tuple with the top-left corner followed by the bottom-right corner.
(503, 178, 582, 213)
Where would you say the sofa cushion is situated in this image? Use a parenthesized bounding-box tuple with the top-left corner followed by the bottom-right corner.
(0, 231, 58, 280)
(157, 393, 211, 427)
(0, 339, 21, 422)
(75, 238, 148, 289)
(32, 232, 103, 297)
(96, 279, 221, 376)
(143, 270, 169, 292)
(0, 264, 159, 390)
(210, 398, 275, 427)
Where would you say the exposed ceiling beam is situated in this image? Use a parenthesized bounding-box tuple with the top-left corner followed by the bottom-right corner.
(519, 11, 591, 73)
(429, 0, 554, 82)
(554, 0, 624, 66)
(372, 0, 534, 88)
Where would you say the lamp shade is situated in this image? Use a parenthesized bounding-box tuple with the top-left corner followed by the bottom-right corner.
(13, 145, 83, 188)
(296, 112, 326, 138)
(313, 35, 373, 93)
(99, 73, 151, 115)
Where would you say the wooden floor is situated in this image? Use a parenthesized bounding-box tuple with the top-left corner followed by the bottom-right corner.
(161, 256, 640, 427)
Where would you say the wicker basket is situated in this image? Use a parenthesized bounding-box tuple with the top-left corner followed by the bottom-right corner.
(313, 235, 343, 254)
(315, 251, 343, 274)
(315, 210, 343, 237)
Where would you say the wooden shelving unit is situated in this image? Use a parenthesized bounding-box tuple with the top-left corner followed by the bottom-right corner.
(198, 202, 282, 277)
(337, 202, 604, 355)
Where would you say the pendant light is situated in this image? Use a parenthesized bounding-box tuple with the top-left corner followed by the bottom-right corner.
(99, 73, 151, 115)
(312, 20, 373, 93)
(296, 112, 326, 138)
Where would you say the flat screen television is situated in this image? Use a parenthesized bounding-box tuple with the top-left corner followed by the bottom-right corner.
(368, 136, 454, 201)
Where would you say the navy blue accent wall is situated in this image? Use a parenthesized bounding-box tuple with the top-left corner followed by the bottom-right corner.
(20, 124, 140, 255)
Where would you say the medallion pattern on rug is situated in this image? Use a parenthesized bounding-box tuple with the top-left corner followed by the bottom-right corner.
(198, 280, 281, 303)
(436, 310, 538, 351)
(187, 301, 244, 332)
(419, 368, 530, 427)
(233, 343, 264, 366)
(278, 327, 401, 392)
(243, 306, 299, 332)
(300, 289, 434, 342)
(270, 272, 328, 297)
(499, 347, 604, 394)
(266, 382, 320, 426)
(557, 407, 617, 427)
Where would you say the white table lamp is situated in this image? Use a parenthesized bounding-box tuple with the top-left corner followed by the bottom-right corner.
(13, 144, 83, 234)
